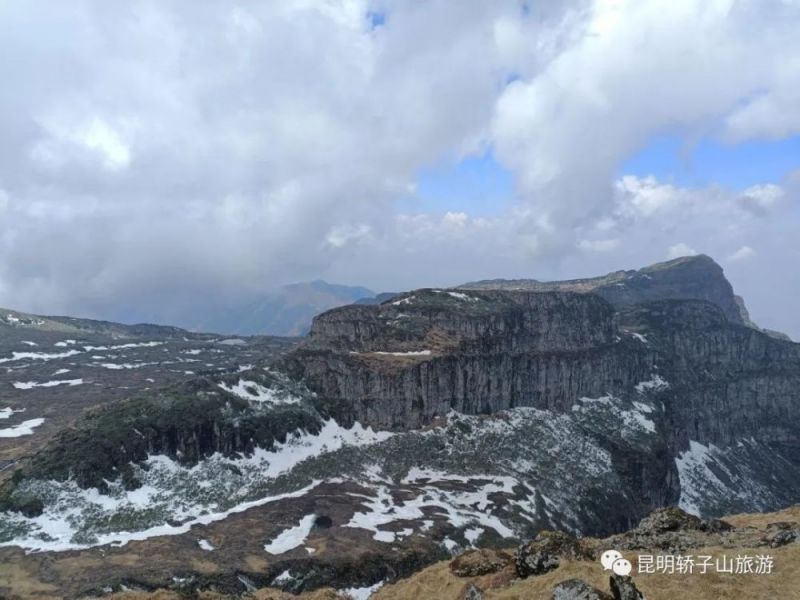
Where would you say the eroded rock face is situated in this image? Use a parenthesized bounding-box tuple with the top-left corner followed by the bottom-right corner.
(286, 279, 800, 520)
(460, 254, 746, 326)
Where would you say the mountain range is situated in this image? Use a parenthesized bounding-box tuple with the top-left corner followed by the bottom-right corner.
(0, 254, 798, 599)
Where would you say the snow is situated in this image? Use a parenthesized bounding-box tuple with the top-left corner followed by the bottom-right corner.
(372, 350, 432, 357)
(54, 340, 77, 347)
(53, 369, 71, 375)
(390, 296, 415, 306)
(630, 332, 648, 343)
(0, 483, 319, 552)
(339, 581, 384, 600)
(217, 338, 246, 346)
(99, 362, 154, 370)
(675, 440, 716, 516)
(442, 538, 459, 552)
(198, 539, 214, 551)
(21, 341, 37, 347)
(13, 379, 83, 390)
(434, 291, 478, 302)
(623, 410, 656, 433)
(0, 418, 45, 438)
(635, 374, 670, 393)
(264, 514, 317, 554)
(0, 350, 81, 364)
(0, 407, 23, 420)
(0, 419, 391, 552)
(83, 341, 163, 351)
(218, 379, 300, 405)
(273, 570, 293, 584)
(464, 527, 484, 544)
(573, 394, 655, 435)
(345, 475, 516, 542)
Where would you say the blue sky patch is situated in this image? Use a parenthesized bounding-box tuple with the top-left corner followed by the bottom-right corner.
(407, 151, 515, 216)
(621, 133, 800, 190)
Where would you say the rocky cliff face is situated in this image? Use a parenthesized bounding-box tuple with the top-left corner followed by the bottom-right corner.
(459, 254, 747, 326)
(1, 255, 798, 599)
(285, 259, 800, 520)
(289, 290, 648, 429)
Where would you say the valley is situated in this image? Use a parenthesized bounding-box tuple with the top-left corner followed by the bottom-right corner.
(0, 255, 798, 599)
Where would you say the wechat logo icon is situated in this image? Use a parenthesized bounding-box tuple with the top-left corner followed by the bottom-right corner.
(601, 549, 633, 576)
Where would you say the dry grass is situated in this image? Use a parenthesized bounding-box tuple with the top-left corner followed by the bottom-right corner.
(373, 506, 800, 600)
(369, 544, 800, 600)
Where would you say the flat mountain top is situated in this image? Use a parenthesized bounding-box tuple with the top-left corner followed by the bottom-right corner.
(459, 254, 748, 326)
(0, 255, 797, 599)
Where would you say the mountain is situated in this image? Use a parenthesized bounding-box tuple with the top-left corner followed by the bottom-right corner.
(194, 280, 376, 336)
(0, 255, 798, 599)
(459, 254, 748, 325)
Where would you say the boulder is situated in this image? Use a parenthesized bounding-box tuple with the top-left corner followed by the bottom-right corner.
(609, 575, 644, 600)
(552, 578, 613, 600)
(516, 531, 593, 578)
(450, 548, 512, 577)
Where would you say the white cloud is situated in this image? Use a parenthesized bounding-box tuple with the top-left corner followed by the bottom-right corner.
(578, 238, 620, 253)
(0, 0, 798, 338)
(728, 245, 755, 262)
(667, 243, 698, 260)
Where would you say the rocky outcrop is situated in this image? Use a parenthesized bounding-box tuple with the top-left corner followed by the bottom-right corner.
(608, 575, 644, 600)
(552, 579, 613, 600)
(516, 531, 594, 578)
(450, 549, 512, 577)
(287, 290, 649, 429)
(283, 263, 800, 520)
(461, 254, 745, 325)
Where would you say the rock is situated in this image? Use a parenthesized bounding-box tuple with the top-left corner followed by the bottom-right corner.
(461, 583, 484, 600)
(450, 548, 512, 577)
(552, 578, 613, 600)
(635, 506, 705, 534)
(461, 254, 746, 325)
(635, 506, 731, 535)
(609, 575, 644, 600)
(516, 531, 593, 578)
(763, 522, 799, 547)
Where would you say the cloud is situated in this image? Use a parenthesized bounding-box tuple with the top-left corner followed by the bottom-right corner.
(578, 238, 620, 253)
(728, 245, 755, 262)
(0, 0, 798, 338)
(667, 243, 698, 260)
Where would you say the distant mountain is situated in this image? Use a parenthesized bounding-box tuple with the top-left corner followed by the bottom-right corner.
(460, 254, 793, 341)
(461, 254, 751, 324)
(2, 255, 800, 598)
(195, 280, 376, 336)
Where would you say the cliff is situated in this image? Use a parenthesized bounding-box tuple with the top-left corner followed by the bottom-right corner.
(459, 254, 747, 325)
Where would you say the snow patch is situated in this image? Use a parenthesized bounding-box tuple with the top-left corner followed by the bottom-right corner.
(13, 379, 83, 390)
(198, 539, 214, 551)
(338, 581, 384, 600)
(0, 418, 45, 438)
(218, 379, 300, 405)
(0, 350, 81, 364)
(635, 374, 670, 393)
(264, 514, 317, 554)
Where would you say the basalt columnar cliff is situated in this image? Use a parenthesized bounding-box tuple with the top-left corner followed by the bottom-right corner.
(0, 255, 798, 598)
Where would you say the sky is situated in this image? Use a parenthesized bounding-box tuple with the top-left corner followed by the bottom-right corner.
(0, 0, 798, 338)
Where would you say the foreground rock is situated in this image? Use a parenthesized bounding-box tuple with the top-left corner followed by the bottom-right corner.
(516, 531, 594, 577)
(552, 579, 612, 600)
(608, 575, 644, 600)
